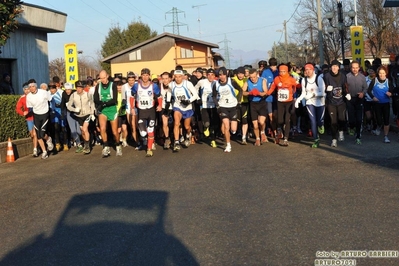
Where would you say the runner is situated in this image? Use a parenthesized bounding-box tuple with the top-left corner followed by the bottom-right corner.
(367, 65, 394, 143)
(93, 70, 120, 157)
(195, 68, 219, 148)
(242, 68, 268, 146)
(346, 61, 368, 144)
(170, 69, 199, 152)
(26, 82, 54, 159)
(159, 71, 173, 149)
(16, 82, 38, 156)
(323, 60, 349, 147)
(266, 64, 298, 146)
(212, 67, 243, 152)
(295, 63, 326, 148)
(131, 68, 162, 157)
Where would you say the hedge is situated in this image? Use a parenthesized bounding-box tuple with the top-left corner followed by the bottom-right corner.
(0, 95, 30, 142)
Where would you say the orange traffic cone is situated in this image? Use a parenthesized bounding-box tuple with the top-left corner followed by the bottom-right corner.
(6, 138, 15, 163)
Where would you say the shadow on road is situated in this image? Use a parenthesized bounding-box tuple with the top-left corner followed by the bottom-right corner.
(0, 191, 198, 266)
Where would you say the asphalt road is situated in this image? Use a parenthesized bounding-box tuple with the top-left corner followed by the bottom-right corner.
(0, 131, 398, 266)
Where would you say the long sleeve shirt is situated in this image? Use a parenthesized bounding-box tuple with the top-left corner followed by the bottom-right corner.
(346, 72, 368, 97)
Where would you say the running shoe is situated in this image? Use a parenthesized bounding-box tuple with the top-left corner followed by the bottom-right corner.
(179, 136, 185, 143)
(83, 146, 91, 154)
(164, 138, 171, 149)
(311, 139, 320, 148)
(348, 128, 355, 136)
(152, 143, 156, 150)
(146, 149, 153, 157)
(203, 127, 210, 137)
(224, 144, 231, 153)
(355, 138, 362, 145)
(331, 139, 337, 147)
(384, 136, 391, 143)
(277, 128, 283, 139)
(41, 151, 48, 159)
(338, 131, 345, 141)
(210, 140, 217, 148)
(76, 145, 84, 153)
(63, 144, 69, 151)
(261, 133, 268, 143)
(116, 145, 122, 156)
(372, 128, 381, 136)
(281, 138, 289, 146)
(33, 148, 38, 157)
(173, 142, 181, 152)
(254, 138, 261, 146)
(184, 134, 191, 147)
(307, 129, 313, 137)
(241, 138, 247, 145)
(102, 146, 111, 157)
(318, 126, 325, 134)
(46, 137, 54, 151)
(55, 143, 61, 152)
(122, 140, 128, 147)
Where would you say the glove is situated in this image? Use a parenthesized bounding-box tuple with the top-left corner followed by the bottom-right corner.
(96, 102, 104, 112)
(75, 107, 80, 113)
(326, 86, 333, 92)
(252, 88, 261, 96)
(304, 93, 314, 100)
(294, 98, 300, 108)
(181, 99, 190, 105)
(121, 99, 127, 109)
(345, 94, 351, 101)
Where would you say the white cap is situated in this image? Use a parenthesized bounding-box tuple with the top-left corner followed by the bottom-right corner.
(64, 82, 73, 90)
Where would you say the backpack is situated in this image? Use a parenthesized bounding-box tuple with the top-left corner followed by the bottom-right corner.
(304, 74, 321, 89)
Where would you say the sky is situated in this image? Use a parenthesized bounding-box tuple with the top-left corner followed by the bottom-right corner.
(25, 0, 300, 65)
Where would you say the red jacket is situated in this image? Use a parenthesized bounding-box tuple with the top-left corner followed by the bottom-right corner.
(15, 94, 33, 121)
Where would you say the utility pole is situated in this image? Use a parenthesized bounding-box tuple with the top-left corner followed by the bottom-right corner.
(192, 4, 207, 39)
(164, 7, 188, 35)
(284, 20, 288, 63)
(317, 0, 324, 65)
(218, 34, 231, 69)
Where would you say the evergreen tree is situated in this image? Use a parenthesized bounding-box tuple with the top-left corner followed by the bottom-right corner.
(101, 21, 157, 72)
(0, 0, 23, 53)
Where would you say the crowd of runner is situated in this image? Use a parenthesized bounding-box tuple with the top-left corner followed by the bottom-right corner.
(15, 57, 399, 159)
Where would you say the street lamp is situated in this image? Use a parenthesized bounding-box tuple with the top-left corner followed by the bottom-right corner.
(77, 51, 99, 80)
(325, 0, 356, 61)
(298, 40, 316, 64)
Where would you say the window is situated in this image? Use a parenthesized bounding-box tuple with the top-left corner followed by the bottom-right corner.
(181, 47, 193, 58)
(129, 49, 141, 61)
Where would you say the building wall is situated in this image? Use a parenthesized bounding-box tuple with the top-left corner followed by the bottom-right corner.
(0, 27, 49, 94)
(111, 47, 177, 77)
(110, 40, 215, 77)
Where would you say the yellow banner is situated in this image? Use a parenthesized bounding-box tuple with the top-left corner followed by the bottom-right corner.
(350, 26, 365, 71)
(64, 43, 79, 88)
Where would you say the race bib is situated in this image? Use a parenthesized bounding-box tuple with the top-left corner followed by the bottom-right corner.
(139, 96, 152, 108)
(278, 88, 289, 102)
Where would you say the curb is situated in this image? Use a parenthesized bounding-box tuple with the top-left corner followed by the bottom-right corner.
(0, 138, 33, 164)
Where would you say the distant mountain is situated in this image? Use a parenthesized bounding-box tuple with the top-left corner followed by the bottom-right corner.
(215, 49, 269, 68)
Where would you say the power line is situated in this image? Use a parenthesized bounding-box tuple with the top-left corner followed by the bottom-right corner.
(98, 0, 130, 25)
(201, 22, 281, 39)
(286, 0, 302, 23)
(147, 0, 165, 13)
(42, 0, 106, 36)
(120, 0, 164, 27)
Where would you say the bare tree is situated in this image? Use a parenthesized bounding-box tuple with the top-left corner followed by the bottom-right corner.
(356, 0, 399, 57)
(292, 0, 355, 63)
(49, 58, 65, 82)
